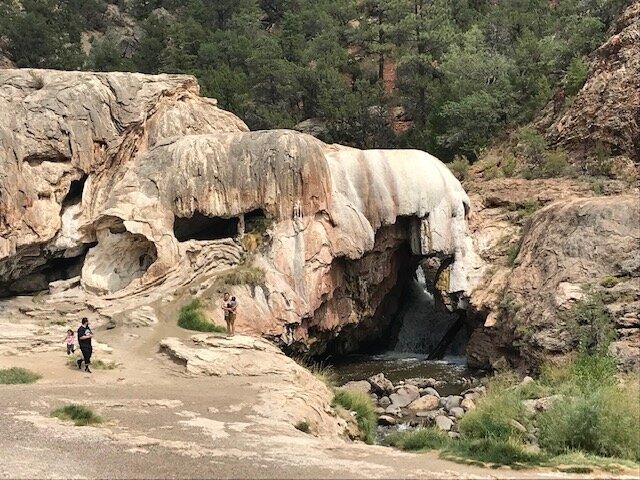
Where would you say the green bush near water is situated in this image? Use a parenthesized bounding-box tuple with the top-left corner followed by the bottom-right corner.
(384, 351, 639, 469)
(0, 367, 41, 384)
(442, 438, 545, 466)
(458, 375, 528, 441)
(51, 404, 103, 426)
(537, 354, 639, 461)
(332, 390, 376, 444)
(177, 299, 226, 333)
(384, 428, 448, 451)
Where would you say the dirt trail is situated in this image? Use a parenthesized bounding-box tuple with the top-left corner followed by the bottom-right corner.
(0, 323, 637, 479)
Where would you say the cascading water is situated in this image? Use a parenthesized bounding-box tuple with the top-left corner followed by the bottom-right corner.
(331, 266, 472, 392)
(392, 268, 466, 356)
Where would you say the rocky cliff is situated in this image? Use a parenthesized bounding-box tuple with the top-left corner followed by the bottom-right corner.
(0, 69, 479, 355)
(537, 1, 639, 169)
(465, 177, 639, 371)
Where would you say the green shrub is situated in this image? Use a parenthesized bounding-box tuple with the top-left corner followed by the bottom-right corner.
(0, 367, 41, 384)
(51, 404, 103, 426)
(499, 292, 522, 317)
(295, 420, 310, 433)
(332, 390, 376, 444)
(177, 299, 226, 333)
(560, 293, 616, 353)
(448, 155, 470, 181)
(506, 242, 521, 267)
(508, 200, 540, 220)
(443, 438, 546, 466)
(587, 142, 613, 178)
(565, 56, 588, 96)
(483, 165, 504, 180)
(538, 380, 639, 461)
(540, 150, 570, 177)
(600, 276, 619, 288)
(518, 127, 547, 161)
(500, 155, 518, 177)
(384, 428, 449, 451)
(458, 375, 527, 441)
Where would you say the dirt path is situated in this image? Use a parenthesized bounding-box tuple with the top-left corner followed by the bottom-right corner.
(0, 326, 637, 479)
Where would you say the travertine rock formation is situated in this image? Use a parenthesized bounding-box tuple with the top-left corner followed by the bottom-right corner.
(0, 69, 478, 355)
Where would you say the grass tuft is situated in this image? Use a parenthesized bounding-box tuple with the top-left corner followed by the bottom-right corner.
(384, 428, 449, 451)
(92, 359, 118, 370)
(600, 276, 619, 288)
(458, 374, 528, 441)
(442, 438, 546, 466)
(0, 367, 41, 384)
(295, 420, 310, 433)
(292, 356, 337, 387)
(51, 404, 103, 426)
(217, 266, 266, 288)
(177, 299, 226, 333)
(332, 390, 376, 444)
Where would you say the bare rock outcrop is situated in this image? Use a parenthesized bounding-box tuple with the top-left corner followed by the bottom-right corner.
(467, 184, 640, 371)
(0, 69, 479, 355)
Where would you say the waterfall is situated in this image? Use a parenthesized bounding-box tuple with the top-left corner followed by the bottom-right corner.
(393, 269, 466, 356)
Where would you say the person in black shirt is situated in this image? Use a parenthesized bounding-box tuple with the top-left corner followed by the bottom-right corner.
(77, 317, 93, 373)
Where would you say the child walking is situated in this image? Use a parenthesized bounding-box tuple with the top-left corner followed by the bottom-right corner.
(64, 329, 75, 355)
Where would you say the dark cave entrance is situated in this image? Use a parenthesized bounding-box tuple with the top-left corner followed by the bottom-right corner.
(173, 212, 239, 241)
(63, 175, 87, 206)
(0, 244, 96, 298)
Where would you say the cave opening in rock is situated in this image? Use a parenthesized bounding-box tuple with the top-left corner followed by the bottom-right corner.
(63, 175, 87, 206)
(0, 245, 95, 298)
(173, 212, 239, 242)
(244, 209, 269, 233)
(82, 227, 158, 294)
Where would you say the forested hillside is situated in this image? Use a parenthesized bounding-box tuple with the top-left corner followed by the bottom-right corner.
(0, 0, 631, 160)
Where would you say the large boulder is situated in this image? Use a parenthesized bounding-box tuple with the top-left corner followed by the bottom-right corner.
(388, 385, 420, 408)
(407, 395, 439, 412)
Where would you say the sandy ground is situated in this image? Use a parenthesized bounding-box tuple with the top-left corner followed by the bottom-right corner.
(0, 321, 637, 479)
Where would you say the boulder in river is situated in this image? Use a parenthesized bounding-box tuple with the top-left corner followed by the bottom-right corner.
(407, 395, 439, 411)
(377, 415, 397, 426)
(389, 385, 420, 408)
(420, 387, 440, 398)
(435, 415, 454, 431)
(443, 395, 463, 412)
(460, 398, 476, 411)
(378, 396, 391, 408)
(450, 407, 465, 419)
(369, 373, 394, 396)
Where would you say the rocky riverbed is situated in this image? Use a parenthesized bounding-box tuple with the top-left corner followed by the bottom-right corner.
(340, 371, 486, 442)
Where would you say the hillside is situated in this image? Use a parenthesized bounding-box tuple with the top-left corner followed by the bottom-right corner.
(0, 0, 634, 161)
